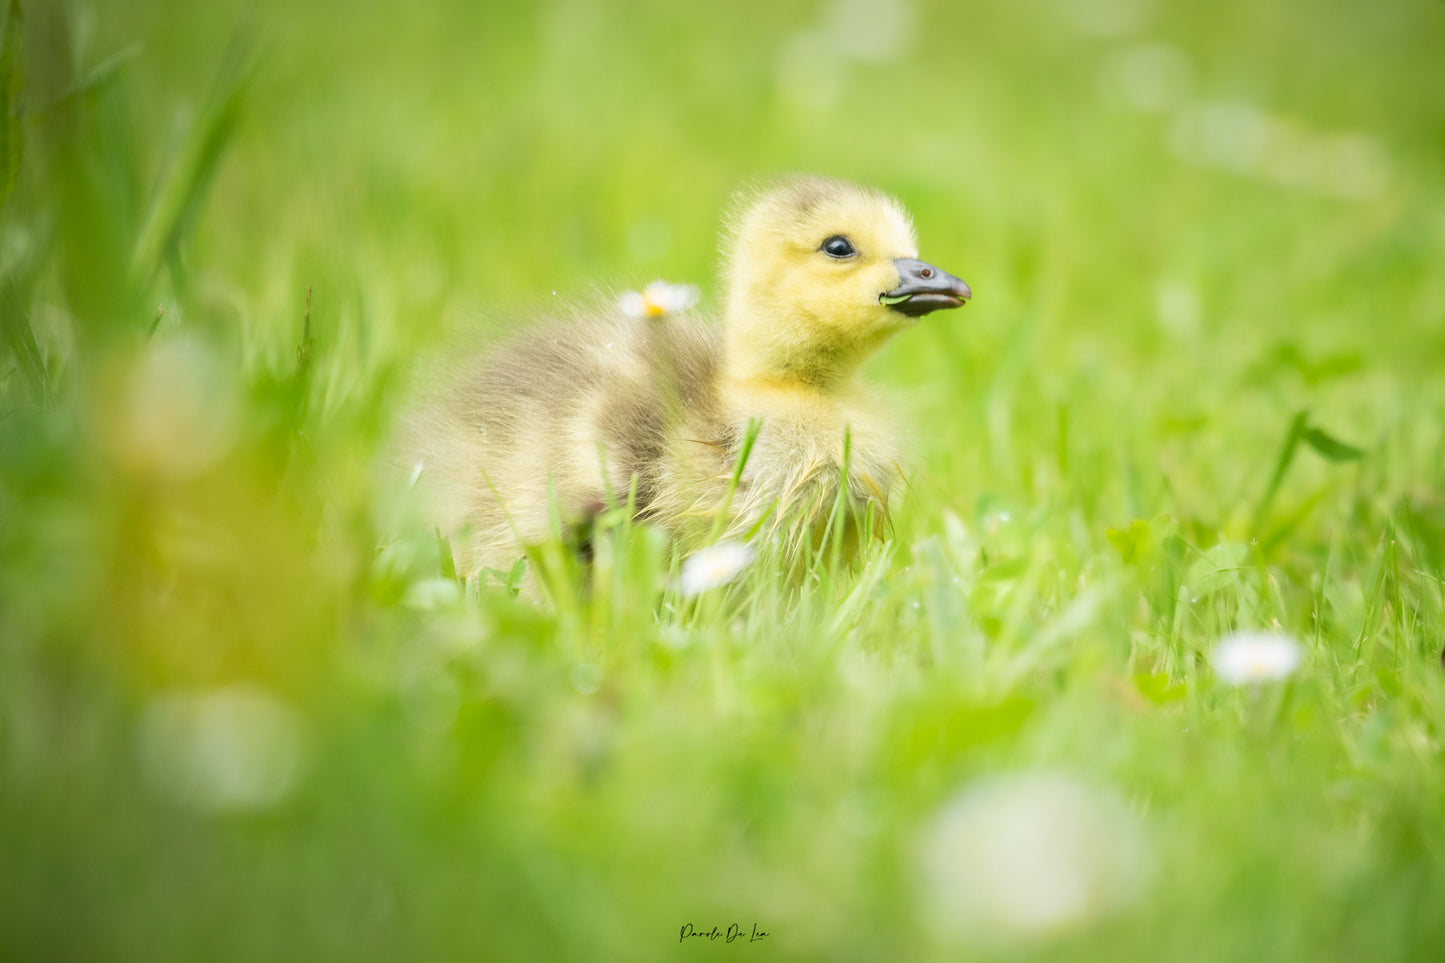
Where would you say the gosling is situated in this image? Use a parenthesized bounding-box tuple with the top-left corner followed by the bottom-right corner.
(404, 175, 971, 578)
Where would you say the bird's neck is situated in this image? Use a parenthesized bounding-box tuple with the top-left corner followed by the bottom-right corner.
(721, 305, 875, 395)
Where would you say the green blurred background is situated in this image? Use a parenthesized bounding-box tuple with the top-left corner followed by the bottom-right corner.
(4, 0, 1445, 959)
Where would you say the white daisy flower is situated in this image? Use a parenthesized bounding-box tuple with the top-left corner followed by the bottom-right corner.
(1210, 630, 1304, 685)
(103, 334, 240, 481)
(675, 542, 754, 597)
(619, 279, 700, 319)
(138, 685, 307, 812)
(916, 772, 1152, 941)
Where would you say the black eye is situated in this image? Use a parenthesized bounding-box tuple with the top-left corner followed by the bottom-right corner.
(821, 236, 856, 259)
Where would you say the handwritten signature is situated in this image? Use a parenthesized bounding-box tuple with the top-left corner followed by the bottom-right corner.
(679, 923, 769, 944)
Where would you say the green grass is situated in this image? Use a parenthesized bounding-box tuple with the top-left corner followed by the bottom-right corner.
(4, 0, 1445, 959)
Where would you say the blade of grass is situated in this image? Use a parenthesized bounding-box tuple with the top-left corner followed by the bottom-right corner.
(826, 426, 852, 580)
(1302, 425, 1365, 463)
(1, 275, 46, 401)
(129, 32, 257, 293)
(25, 42, 142, 119)
(0, 224, 49, 401)
(435, 525, 459, 584)
(0, 0, 24, 215)
(706, 417, 761, 545)
(1255, 409, 1308, 531)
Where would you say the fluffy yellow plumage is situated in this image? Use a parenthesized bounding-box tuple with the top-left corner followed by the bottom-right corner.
(403, 175, 971, 578)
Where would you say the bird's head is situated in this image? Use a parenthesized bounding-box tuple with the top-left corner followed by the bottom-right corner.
(720, 175, 970, 389)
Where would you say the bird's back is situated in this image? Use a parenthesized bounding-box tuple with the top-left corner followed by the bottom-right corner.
(403, 303, 727, 574)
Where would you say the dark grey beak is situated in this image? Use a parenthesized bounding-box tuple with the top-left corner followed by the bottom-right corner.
(880, 258, 972, 317)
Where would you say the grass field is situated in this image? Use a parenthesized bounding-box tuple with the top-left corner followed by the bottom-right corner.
(4, 0, 1445, 959)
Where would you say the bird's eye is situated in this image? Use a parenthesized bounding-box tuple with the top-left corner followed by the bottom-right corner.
(821, 236, 856, 259)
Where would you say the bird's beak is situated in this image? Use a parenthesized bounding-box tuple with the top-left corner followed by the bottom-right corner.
(880, 258, 972, 316)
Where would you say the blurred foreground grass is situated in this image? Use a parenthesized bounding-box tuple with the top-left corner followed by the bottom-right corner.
(4, 0, 1445, 959)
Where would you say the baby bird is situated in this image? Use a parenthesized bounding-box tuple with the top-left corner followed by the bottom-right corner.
(405, 175, 970, 579)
